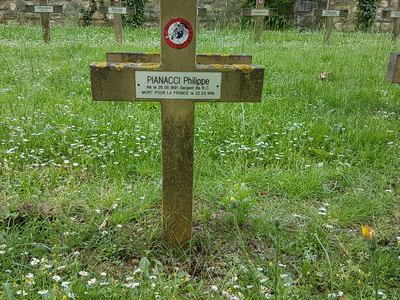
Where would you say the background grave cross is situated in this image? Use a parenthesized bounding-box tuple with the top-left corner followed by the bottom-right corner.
(25, 0, 63, 43)
(382, 0, 400, 42)
(312, 0, 348, 43)
(99, 0, 136, 44)
(241, 0, 278, 43)
(89, 0, 264, 247)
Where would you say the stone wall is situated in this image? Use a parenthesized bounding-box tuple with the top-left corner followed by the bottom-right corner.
(0, 0, 398, 32)
(293, 0, 398, 32)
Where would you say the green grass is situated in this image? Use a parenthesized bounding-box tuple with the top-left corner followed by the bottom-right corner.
(1, 24, 400, 299)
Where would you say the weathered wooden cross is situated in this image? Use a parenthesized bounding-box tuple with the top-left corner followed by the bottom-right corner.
(382, 0, 400, 42)
(386, 52, 400, 83)
(25, 0, 63, 43)
(89, 0, 264, 247)
(241, 0, 278, 43)
(312, 0, 348, 43)
(99, 0, 136, 44)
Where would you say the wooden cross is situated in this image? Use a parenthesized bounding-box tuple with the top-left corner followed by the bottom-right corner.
(312, 0, 348, 43)
(25, 0, 63, 43)
(99, 0, 136, 44)
(241, 0, 278, 43)
(386, 52, 400, 83)
(89, 0, 264, 247)
(382, 0, 400, 42)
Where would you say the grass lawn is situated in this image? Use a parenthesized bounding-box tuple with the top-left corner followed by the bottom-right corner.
(0, 24, 400, 299)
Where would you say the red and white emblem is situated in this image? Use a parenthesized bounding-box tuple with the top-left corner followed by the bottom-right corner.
(164, 17, 193, 49)
(258, 0, 265, 5)
(329, 0, 335, 6)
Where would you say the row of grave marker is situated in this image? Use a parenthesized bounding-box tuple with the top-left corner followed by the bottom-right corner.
(25, 0, 277, 44)
(25, 0, 400, 44)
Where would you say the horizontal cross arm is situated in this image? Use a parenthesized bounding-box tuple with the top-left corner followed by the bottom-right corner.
(106, 52, 252, 65)
(90, 63, 264, 102)
(25, 5, 63, 13)
(242, 8, 278, 17)
(99, 6, 136, 15)
(382, 10, 400, 18)
(312, 9, 348, 18)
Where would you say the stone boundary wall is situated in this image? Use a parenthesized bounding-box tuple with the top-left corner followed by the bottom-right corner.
(0, 0, 398, 32)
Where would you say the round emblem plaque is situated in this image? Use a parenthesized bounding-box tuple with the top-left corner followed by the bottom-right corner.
(258, 0, 265, 4)
(163, 17, 193, 49)
(330, 0, 335, 6)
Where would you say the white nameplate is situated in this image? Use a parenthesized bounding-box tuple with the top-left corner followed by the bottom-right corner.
(250, 9, 271, 16)
(34, 6, 54, 13)
(322, 10, 340, 17)
(108, 7, 127, 14)
(391, 11, 400, 18)
(135, 72, 221, 100)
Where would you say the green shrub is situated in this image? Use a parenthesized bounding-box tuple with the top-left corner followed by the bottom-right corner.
(356, 0, 378, 32)
(122, 0, 146, 28)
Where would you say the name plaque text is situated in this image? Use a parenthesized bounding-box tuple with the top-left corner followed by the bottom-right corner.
(250, 9, 272, 16)
(135, 72, 221, 99)
(322, 10, 340, 17)
(34, 6, 54, 13)
(108, 7, 127, 14)
(391, 11, 400, 18)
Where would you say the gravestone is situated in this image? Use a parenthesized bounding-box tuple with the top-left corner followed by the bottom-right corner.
(25, 0, 63, 43)
(242, 0, 278, 43)
(312, 0, 348, 43)
(99, 0, 136, 44)
(382, 0, 400, 41)
(90, 0, 265, 247)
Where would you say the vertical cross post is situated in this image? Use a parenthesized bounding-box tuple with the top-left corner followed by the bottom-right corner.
(25, 0, 63, 43)
(89, 0, 264, 248)
(159, 0, 197, 246)
(382, 1, 400, 41)
(386, 52, 400, 83)
(241, 1, 278, 43)
(254, 0, 265, 43)
(312, 0, 348, 44)
(99, 1, 136, 44)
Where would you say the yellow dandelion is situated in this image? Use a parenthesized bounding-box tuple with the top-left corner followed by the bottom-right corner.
(362, 225, 375, 239)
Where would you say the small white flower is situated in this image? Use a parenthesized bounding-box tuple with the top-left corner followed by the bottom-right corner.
(64, 160, 69, 164)
(16, 290, 28, 296)
(52, 275, 61, 282)
(79, 270, 89, 276)
(38, 290, 48, 295)
(61, 281, 70, 288)
(100, 272, 107, 276)
(87, 278, 97, 285)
